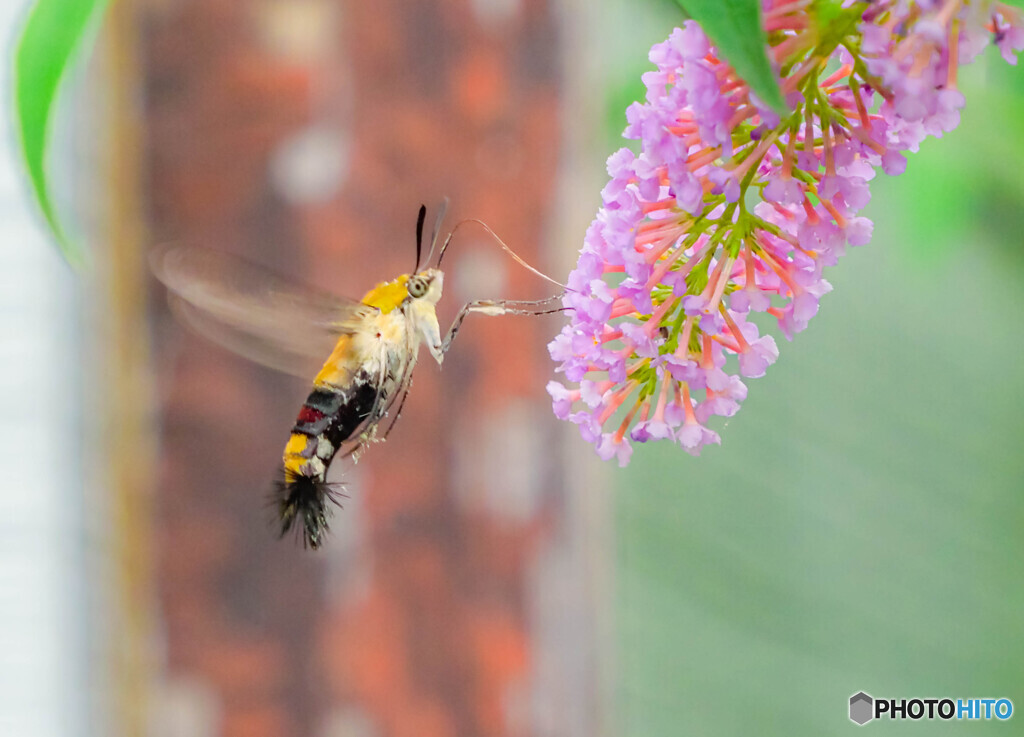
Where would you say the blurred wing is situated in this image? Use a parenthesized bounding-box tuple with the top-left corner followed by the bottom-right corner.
(167, 296, 337, 379)
(152, 245, 378, 378)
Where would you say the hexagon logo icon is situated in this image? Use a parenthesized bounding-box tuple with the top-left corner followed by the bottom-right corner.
(850, 692, 874, 725)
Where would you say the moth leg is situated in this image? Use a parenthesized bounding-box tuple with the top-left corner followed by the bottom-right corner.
(365, 346, 397, 441)
(381, 379, 412, 441)
(441, 294, 565, 356)
(345, 350, 393, 462)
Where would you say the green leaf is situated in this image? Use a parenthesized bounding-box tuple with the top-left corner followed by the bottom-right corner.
(14, 0, 110, 267)
(675, 0, 788, 116)
(999, 0, 1024, 9)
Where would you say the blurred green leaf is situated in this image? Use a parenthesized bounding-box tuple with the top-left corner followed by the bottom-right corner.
(675, 0, 788, 115)
(14, 0, 110, 267)
(883, 60, 1024, 265)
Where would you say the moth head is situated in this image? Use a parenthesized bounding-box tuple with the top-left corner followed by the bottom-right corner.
(407, 269, 443, 304)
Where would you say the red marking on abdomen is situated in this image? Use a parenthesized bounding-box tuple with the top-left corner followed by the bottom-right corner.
(297, 405, 326, 424)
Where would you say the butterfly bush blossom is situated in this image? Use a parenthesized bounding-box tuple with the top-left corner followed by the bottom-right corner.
(548, 0, 1024, 465)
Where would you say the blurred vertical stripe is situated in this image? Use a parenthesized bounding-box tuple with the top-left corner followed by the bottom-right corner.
(140, 2, 610, 736)
(89, 3, 158, 735)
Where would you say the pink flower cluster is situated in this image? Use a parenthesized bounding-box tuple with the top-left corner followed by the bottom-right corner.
(549, 0, 1024, 465)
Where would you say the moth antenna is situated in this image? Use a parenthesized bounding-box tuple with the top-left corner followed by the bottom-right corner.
(414, 204, 427, 272)
(437, 218, 569, 291)
(423, 197, 450, 269)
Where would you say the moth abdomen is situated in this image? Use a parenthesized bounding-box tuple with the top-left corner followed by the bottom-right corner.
(277, 376, 386, 547)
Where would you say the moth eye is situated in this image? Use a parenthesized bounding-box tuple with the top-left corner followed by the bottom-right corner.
(408, 277, 427, 298)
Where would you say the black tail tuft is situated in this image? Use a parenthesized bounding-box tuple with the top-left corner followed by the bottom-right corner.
(271, 470, 347, 550)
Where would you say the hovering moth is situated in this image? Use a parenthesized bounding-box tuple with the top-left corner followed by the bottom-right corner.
(153, 203, 559, 548)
